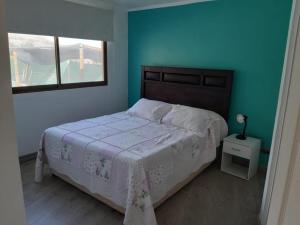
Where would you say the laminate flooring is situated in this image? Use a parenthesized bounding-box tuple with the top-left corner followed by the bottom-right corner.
(21, 160, 265, 225)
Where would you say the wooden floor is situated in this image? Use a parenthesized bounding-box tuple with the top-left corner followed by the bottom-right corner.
(21, 160, 265, 225)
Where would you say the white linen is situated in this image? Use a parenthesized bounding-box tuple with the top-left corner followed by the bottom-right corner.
(35, 111, 226, 225)
(127, 98, 172, 122)
(162, 104, 228, 138)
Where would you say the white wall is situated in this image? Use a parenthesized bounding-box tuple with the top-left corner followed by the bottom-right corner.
(5, 0, 113, 41)
(259, 0, 299, 223)
(265, 2, 300, 223)
(9, 4, 128, 156)
(0, 0, 26, 224)
(280, 117, 300, 225)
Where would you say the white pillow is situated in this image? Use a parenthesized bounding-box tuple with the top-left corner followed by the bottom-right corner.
(127, 98, 172, 122)
(162, 104, 227, 137)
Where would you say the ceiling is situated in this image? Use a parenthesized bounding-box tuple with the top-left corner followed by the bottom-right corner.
(64, 0, 212, 11)
(115, 0, 211, 10)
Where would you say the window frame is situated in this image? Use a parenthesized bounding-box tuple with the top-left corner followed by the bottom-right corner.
(11, 36, 108, 94)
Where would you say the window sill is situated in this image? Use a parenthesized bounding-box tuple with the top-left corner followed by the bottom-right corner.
(12, 81, 108, 94)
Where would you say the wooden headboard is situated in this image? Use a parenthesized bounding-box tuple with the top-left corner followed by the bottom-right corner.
(141, 66, 234, 120)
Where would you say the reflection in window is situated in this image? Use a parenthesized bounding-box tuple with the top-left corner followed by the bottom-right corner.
(58, 37, 105, 84)
(8, 33, 57, 87)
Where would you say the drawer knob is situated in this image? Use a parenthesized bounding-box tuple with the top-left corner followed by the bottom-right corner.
(231, 147, 241, 152)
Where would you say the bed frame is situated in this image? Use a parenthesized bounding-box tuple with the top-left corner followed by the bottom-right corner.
(141, 66, 234, 120)
(52, 66, 234, 214)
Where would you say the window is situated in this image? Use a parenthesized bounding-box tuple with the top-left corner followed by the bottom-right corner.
(58, 37, 105, 84)
(8, 33, 57, 87)
(8, 33, 107, 94)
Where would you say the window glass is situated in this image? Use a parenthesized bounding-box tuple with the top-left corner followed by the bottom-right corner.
(58, 37, 104, 84)
(8, 33, 57, 87)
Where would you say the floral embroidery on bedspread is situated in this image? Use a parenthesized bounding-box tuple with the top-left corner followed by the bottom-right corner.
(83, 151, 112, 181)
(35, 112, 220, 225)
(48, 143, 73, 163)
(61, 144, 72, 163)
(130, 176, 150, 212)
(191, 136, 202, 158)
(50, 147, 61, 160)
(147, 162, 173, 188)
(124, 160, 157, 225)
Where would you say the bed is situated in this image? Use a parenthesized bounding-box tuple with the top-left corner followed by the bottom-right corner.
(35, 66, 233, 225)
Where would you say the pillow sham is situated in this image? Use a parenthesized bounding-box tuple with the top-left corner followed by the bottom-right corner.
(162, 104, 227, 138)
(127, 98, 172, 122)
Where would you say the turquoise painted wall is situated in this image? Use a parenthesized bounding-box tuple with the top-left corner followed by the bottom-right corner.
(128, 0, 292, 150)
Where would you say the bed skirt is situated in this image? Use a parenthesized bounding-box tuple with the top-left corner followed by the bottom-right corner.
(50, 161, 212, 214)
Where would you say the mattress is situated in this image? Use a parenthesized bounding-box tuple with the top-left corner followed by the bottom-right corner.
(35, 111, 225, 225)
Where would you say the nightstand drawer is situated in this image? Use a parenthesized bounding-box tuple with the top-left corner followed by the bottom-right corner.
(223, 142, 251, 159)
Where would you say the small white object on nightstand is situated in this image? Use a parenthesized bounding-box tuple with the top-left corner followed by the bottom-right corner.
(221, 134, 261, 180)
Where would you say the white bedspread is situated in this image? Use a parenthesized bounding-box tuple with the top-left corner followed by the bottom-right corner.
(35, 112, 226, 225)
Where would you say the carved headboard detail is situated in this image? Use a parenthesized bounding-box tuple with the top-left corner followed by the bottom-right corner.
(141, 66, 234, 120)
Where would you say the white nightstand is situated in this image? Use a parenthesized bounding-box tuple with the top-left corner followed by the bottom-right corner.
(221, 134, 261, 180)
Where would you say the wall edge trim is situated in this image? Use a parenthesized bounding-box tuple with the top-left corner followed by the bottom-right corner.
(128, 0, 214, 12)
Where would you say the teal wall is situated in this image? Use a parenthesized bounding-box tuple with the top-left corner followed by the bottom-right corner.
(128, 0, 292, 150)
